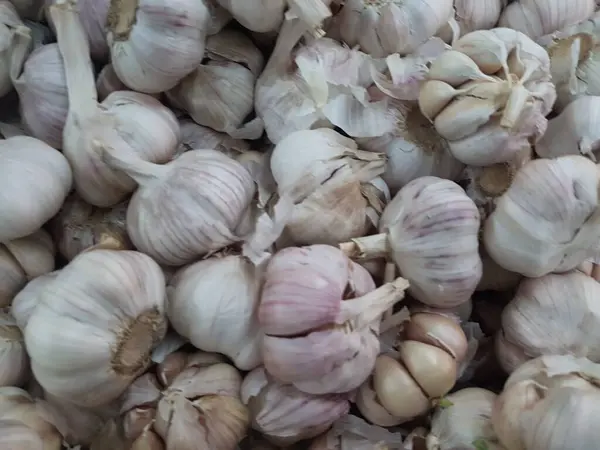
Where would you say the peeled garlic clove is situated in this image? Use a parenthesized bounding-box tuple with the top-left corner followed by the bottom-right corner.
(433, 96, 499, 141)
(418, 80, 463, 121)
(428, 50, 496, 87)
(241, 367, 349, 446)
(404, 313, 469, 362)
(24, 250, 168, 407)
(0, 311, 29, 387)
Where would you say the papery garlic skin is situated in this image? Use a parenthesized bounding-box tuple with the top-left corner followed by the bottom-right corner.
(328, 0, 454, 57)
(483, 155, 600, 277)
(107, 0, 210, 93)
(496, 271, 600, 373)
(0, 136, 72, 242)
(0, 311, 29, 387)
(241, 367, 350, 446)
(25, 250, 168, 407)
(0, 229, 55, 308)
(175, 117, 249, 158)
(167, 255, 263, 370)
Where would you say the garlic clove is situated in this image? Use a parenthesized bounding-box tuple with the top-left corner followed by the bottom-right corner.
(433, 96, 498, 141)
(427, 50, 496, 87)
(404, 313, 469, 362)
(418, 80, 464, 121)
(130, 428, 164, 450)
(453, 29, 511, 75)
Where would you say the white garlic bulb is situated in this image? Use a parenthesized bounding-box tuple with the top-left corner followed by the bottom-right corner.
(454, 0, 506, 35)
(175, 117, 250, 158)
(0, 136, 72, 242)
(214, 0, 285, 33)
(52, 2, 180, 207)
(24, 250, 168, 407)
(106, 0, 210, 93)
(12, 43, 68, 149)
(0, 311, 29, 387)
(496, 271, 600, 373)
(328, 0, 454, 57)
(167, 254, 263, 370)
(0, 229, 55, 308)
(483, 155, 600, 277)
(0, 1, 25, 98)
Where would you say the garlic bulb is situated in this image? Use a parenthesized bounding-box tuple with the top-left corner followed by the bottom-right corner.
(536, 96, 600, 159)
(342, 176, 482, 308)
(24, 250, 168, 407)
(492, 354, 600, 450)
(121, 351, 249, 450)
(95, 63, 126, 101)
(499, 0, 595, 40)
(50, 192, 131, 261)
(12, 43, 68, 149)
(270, 128, 388, 245)
(483, 155, 600, 277)
(167, 253, 263, 370)
(419, 28, 556, 166)
(10, 271, 57, 330)
(166, 29, 265, 139)
(106, 0, 209, 93)
(427, 388, 505, 450)
(0, 136, 72, 242)
(328, 0, 454, 57)
(0, 387, 63, 449)
(259, 244, 409, 394)
(0, 1, 26, 98)
(241, 367, 349, 446)
(356, 101, 464, 194)
(214, 0, 285, 33)
(454, 0, 506, 35)
(496, 271, 600, 373)
(357, 312, 467, 426)
(52, 2, 180, 207)
(103, 147, 257, 266)
(175, 118, 250, 158)
(0, 311, 29, 387)
(0, 229, 55, 308)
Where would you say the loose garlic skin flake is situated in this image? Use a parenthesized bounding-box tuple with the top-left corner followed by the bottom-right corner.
(25, 250, 168, 407)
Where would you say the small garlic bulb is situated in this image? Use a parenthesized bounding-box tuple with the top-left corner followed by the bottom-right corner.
(175, 118, 250, 158)
(0, 136, 72, 242)
(483, 155, 600, 277)
(167, 254, 263, 370)
(10, 271, 57, 330)
(427, 388, 505, 450)
(536, 96, 600, 159)
(454, 0, 506, 35)
(121, 351, 249, 450)
(106, 0, 210, 93)
(270, 128, 388, 246)
(241, 367, 349, 446)
(492, 354, 600, 450)
(166, 29, 265, 139)
(499, 0, 595, 40)
(24, 250, 168, 407)
(0, 2, 25, 98)
(0, 229, 55, 308)
(214, 0, 285, 33)
(342, 176, 482, 308)
(356, 312, 467, 426)
(12, 43, 68, 149)
(49, 192, 131, 261)
(328, 0, 454, 57)
(259, 244, 409, 395)
(0, 311, 29, 387)
(496, 271, 600, 373)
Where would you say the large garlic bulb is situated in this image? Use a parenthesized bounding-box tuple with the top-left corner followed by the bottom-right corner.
(496, 271, 600, 373)
(167, 254, 263, 370)
(0, 136, 72, 242)
(492, 354, 600, 450)
(0, 312, 29, 387)
(270, 128, 388, 246)
(0, 229, 54, 308)
(24, 250, 168, 407)
(483, 155, 600, 277)
(419, 28, 556, 166)
(106, 0, 209, 93)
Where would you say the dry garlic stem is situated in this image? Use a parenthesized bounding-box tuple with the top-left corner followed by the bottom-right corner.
(121, 351, 249, 450)
(49, 192, 130, 261)
(536, 96, 600, 159)
(0, 136, 72, 242)
(175, 118, 250, 158)
(483, 155, 600, 277)
(270, 129, 388, 245)
(427, 388, 505, 450)
(25, 250, 168, 407)
(357, 312, 467, 426)
(241, 367, 349, 446)
(0, 229, 54, 308)
(454, 0, 506, 35)
(0, 311, 28, 387)
(167, 253, 263, 370)
(52, 1, 180, 207)
(492, 354, 600, 450)
(499, 0, 595, 40)
(496, 271, 600, 373)
(342, 176, 481, 308)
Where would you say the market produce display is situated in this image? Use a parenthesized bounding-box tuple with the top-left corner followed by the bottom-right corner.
(1, 0, 600, 448)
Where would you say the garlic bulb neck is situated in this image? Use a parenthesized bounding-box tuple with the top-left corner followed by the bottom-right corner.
(106, 0, 136, 40)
